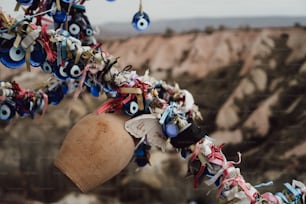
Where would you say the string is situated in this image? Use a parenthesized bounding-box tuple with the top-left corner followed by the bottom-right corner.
(139, 0, 143, 13)
(0, 8, 55, 33)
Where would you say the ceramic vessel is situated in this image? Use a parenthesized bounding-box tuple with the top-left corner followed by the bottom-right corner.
(54, 112, 135, 192)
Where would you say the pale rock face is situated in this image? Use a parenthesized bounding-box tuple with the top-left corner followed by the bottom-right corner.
(216, 104, 240, 129)
(250, 68, 267, 92)
(242, 90, 280, 137)
(210, 129, 243, 144)
(286, 29, 306, 63)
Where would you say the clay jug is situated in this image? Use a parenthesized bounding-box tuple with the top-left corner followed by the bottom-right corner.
(54, 112, 135, 192)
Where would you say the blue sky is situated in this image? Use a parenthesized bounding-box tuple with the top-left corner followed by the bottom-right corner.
(1, 0, 306, 25)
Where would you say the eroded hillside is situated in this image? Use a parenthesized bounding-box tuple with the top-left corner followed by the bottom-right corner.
(1, 27, 306, 203)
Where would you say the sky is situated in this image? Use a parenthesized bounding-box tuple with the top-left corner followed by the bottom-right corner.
(1, 0, 306, 25)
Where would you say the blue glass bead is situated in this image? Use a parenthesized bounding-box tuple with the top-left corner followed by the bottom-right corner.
(68, 23, 81, 37)
(41, 61, 54, 74)
(134, 145, 149, 167)
(90, 84, 101, 97)
(0, 100, 16, 121)
(61, 82, 69, 94)
(17, 0, 33, 6)
(106, 0, 115, 1)
(48, 86, 65, 105)
(66, 61, 83, 79)
(0, 46, 25, 69)
(135, 148, 145, 157)
(53, 10, 67, 23)
(124, 100, 139, 116)
(132, 11, 150, 31)
(85, 27, 93, 36)
(165, 123, 179, 138)
(53, 63, 69, 80)
(30, 42, 46, 67)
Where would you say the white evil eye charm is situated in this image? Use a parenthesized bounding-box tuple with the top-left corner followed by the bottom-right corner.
(132, 11, 150, 31)
(41, 61, 54, 74)
(0, 46, 25, 69)
(69, 23, 81, 36)
(85, 27, 93, 36)
(68, 64, 82, 79)
(54, 63, 69, 80)
(124, 101, 139, 116)
(17, 0, 33, 6)
(9, 46, 25, 62)
(0, 101, 16, 121)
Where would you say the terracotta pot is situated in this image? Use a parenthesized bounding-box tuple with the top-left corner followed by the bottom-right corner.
(54, 112, 135, 192)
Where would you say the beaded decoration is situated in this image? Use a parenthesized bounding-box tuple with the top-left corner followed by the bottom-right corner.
(0, 1, 305, 203)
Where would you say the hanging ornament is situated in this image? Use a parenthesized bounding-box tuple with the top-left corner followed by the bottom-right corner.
(30, 42, 47, 67)
(132, 0, 150, 31)
(0, 100, 16, 121)
(0, 45, 26, 69)
(16, 0, 33, 5)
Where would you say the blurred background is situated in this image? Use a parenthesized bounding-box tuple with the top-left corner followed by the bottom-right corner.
(1, 0, 306, 203)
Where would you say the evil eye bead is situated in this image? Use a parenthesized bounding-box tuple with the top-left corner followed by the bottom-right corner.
(53, 10, 67, 23)
(85, 27, 93, 36)
(68, 64, 82, 79)
(132, 11, 150, 32)
(69, 23, 81, 36)
(0, 46, 25, 69)
(30, 43, 46, 67)
(17, 0, 33, 6)
(124, 101, 139, 116)
(53, 63, 69, 80)
(41, 61, 54, 74)
(0, 101, 16, 121)
(9, 46, 25, 62)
